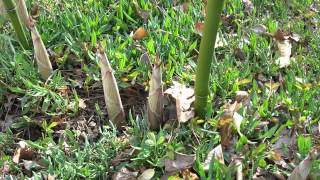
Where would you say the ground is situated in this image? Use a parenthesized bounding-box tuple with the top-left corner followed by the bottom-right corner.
(0, 0, 320, 179)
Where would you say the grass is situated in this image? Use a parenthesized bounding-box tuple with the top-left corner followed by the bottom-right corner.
(1, 0, 320, 179)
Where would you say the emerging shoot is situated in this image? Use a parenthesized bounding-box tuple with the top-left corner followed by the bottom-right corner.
(97, 46, 126, 128)
(28, 18, 53, 80)
(147, 58, 163, 130)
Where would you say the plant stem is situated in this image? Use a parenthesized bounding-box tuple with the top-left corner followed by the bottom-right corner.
(194, 0, 224, 118)
(3, 0, 29, 49)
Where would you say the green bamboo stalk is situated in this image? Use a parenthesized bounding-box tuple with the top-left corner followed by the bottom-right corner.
(194, 0, 225, 118)
(3, 0, 29, 49)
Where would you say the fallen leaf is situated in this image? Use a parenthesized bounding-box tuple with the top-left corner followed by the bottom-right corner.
(252, 24, 267, 35)
(78, 99, 86, 109)
(235, 91, 249, 104)
(253, 168, 283, 180)
(173, 2, 189, 12)
(140, 53, 152, 68)
(218, 111, 234, 147)
(270, 151, 291, 170)
(204, 144, 224, 171)
(57, 86, 69, 96)
(242, 0, 254, 12)
(232, 157, 243, 180)
(272, 129, 296, 157)
(22, 160, 41, 171)
(290, 33, 300, 42)
(276, 40, 292, 68)
(181, 169, 199, 180)
(138, 9, 149, 22)
(165, 153, 195, 172)
(194, 22, 227, 48)
(273, 30, 290, 41)
(236, 78, 251, 86)
(288, 149, 319, 180)
(138, 169, 155, 180)
(201, 7, 206, 17)
(112, 167, 138, 180)
(31, 4, 40, 18)
(133, 27, 148, 40)
(194, 22, 204, 36)
(164, 81, 195, 123)
(234, 48, 245, 61)
(264, 81, 281, 94)
(13, 141, 35, 164)
(272, 30, 300, 42)
(233, 112, 244, 136)
(111, 148, 136, 166)
(160, 172, 179, 180)
(48, 174, 56, 180)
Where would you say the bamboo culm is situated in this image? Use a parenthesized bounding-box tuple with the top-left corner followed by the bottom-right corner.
(3, 0, 29, 49)
(194, 0, 225, 118)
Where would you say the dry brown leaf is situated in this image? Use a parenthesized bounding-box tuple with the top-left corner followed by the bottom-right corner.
(133, 27, 148, 40)
(31, 4, 40, 18)
(164, 81, 195, 123)
(288, 149, 319, 180)
(195, 22, 204, 36)
(57, 86, 69, 96)
(276, 40, 292, 68)
(233, 112, 244, 136)
(218, 111, 233, 147)
(22, 160, 41, 171)
(204, 144, 224, 171)
(252, 24, 267, 35)
(242, 0, 254, 12)
(201, 7, 206, 17)
(97, 46, 125, 127)
(253, 168, 282, 180)
(147, 60, 163, 130)
(138, 9, 149, 22)
(273, 30, 290, 41)
(48, 174, 56, 180)
(112, 167, 138, 180)
(173, 2, 189, 12)
(165, 153, 195, 172)
(234, 48, 245, 61)
(78, 99, 86, 109)
(232, 157, 243, 180)
(219, 95, 251, 147)
(235, 91, 249, 104)
(268, 150, 291, 171)
(194, 22, 227, 48)
(13, 141, 35, 164)
(111, 148, 136, 166)
(181, 169, 199, 180)
(138, 169, 155, 180)
(272, 129, 296, 158)
(29, 18, 53, 80)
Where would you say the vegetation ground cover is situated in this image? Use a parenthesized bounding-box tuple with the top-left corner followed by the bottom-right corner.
(0, 0, 320, 179)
